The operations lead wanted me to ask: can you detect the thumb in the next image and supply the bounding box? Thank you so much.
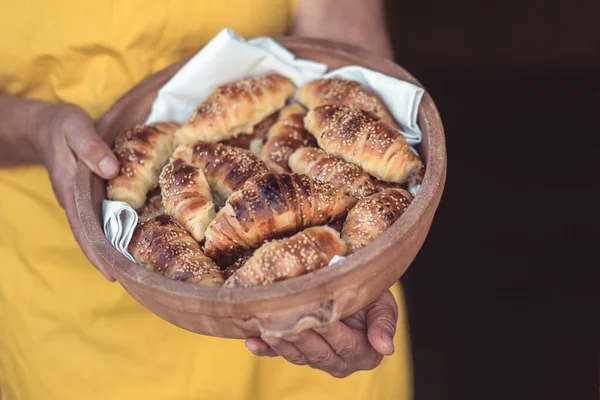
[62,106,119,179]
[365,291,399,356]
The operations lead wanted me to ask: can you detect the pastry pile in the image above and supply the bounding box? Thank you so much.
[108,75,421,288]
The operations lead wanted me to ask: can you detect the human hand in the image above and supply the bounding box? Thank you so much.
[245,290,398,378]
[31,102,119,281]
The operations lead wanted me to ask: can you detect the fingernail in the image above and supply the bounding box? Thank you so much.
[381,334,394,354]
[245,341,259,352]
[98,156,119,177]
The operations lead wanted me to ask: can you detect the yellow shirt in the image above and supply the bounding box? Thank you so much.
[0,1,412,399]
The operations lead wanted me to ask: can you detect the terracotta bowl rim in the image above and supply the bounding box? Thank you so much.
[75,36,446,306]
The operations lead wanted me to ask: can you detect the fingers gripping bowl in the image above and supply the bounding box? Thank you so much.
[75,37,446,339]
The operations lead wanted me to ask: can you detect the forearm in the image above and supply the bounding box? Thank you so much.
[0,94,46,166]
[291,0,394,59]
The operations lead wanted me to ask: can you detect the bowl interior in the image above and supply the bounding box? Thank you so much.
[76,36,446,309]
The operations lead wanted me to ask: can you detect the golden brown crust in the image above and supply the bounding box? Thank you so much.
[174,74,295,145]
[259,104,316,173]
[219,110,281,149]
[372,163,425,192]
[223,254,252,279]
[137,190,165,222]
[224,226,346,288]
[277,103,306,125]
[172,142,268,207]
[128,215,224,286]
[304,105,422,183]
[371,178,403,192]
[288,147,377,199]
[203,173,356,265]
[151,122,182,135]
[342,188,413,253]
[219,133,255,150]
[107,122,180,209]
[251,110,282,140]
[327,217,346,233]
[159,159,215,242]
[296,78,398,127]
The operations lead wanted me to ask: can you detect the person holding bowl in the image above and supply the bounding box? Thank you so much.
[0,1,411,399]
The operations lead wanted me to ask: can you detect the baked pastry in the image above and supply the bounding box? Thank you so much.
[259,104,316,173]
[203,173,356,265]
[249,138,264,157]
[305,105,422,183]
[128,215,224,286]
[107,122,180,209]
[159,158,215,242]
[224,226,346,288]
[174,74,295,145]
[137,190,164,222]
[342,188,413,253]
[372,165,425,192]
[218,133,254,150]
[219,110,281,150]
[288,147,377,199]
[252,110,282,140]
[296,77,398,127]
[276,102,306,125]
[371,178,403,192]
[408,163,426,187]
[223,254,251,279]
[172,142,268,207]
[327,217,346,233]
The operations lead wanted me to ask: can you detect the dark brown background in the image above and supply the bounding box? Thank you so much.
[384,0,600,398]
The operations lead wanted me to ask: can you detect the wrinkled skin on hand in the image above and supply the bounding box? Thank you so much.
[246,290,398,378]
[33,103,119,281]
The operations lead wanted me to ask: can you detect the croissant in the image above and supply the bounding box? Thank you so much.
[159,158,215,242]
[259,104,317,173]
[137,190,165,222]
[219,110,281,150]
[296,78,398,127]
[172,142,268,207]
[249,138,264,157]
[218,133,254,150]
[277,103,306,125]
[204,173,356,265]
[224,226,346,288]
[372,166,425,192]
[304,105,422,183]
[128,215,224,286]
[371,178,403,192]
[223,254,251,279]
[342,188,413,253]
[288,147,377,199]
[107,122,180,209]
[327,217,346,233]
[174,74,295,145]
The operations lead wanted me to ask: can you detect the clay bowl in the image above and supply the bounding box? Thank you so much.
[75,37,447,339]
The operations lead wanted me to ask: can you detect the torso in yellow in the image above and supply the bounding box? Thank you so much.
[0,1,411,399]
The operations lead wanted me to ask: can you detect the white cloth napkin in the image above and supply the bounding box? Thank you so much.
[144,28,424,145]
[102,200,137,262]
[328,254,347,266]
[145,28,328,126]
[104,27,425,261]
